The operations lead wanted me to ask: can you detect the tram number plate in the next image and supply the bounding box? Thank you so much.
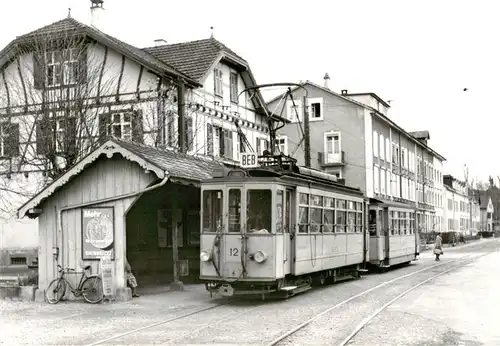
[229,248,239,257]
[240,153,258,168]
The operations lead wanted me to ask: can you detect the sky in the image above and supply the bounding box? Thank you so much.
[0,0,498,184]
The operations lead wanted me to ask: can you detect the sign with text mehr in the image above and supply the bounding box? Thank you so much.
[82,207,115,260]
[240,153,258,168]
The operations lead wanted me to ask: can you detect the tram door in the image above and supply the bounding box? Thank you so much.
[383,208,390,260]
[223,185,247,279]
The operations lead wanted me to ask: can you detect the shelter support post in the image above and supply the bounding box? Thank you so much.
[170,188,184,291]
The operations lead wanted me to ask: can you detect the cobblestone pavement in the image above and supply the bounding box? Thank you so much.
[0,238,498,346]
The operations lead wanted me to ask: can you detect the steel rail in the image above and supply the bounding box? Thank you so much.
[265,250,492,346]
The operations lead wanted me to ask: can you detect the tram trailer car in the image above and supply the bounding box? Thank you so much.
[199,157,369,299]
[368,200,420,268]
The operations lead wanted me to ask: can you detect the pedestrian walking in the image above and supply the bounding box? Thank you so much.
[125,258,140,298]
[434,233,443,261]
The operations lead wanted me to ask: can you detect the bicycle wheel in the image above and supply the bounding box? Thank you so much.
[46,278,66,304]
[81,276,103,304]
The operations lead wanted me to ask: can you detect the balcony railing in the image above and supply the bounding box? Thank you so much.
[318,151,346,166]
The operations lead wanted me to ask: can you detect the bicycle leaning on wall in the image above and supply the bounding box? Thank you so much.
[45,264,104,304]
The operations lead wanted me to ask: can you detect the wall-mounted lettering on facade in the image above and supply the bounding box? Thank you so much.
[82,207,115,260]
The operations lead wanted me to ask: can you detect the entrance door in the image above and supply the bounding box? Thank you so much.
[325,134,341,164]
[221,186,245,279]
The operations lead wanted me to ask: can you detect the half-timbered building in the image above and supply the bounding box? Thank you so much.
[1,8,280,279]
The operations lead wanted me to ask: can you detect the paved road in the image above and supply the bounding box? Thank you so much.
[0,238,498,345]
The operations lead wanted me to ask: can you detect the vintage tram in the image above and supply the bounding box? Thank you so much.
[368,200,420,268]
[199,154,369,298]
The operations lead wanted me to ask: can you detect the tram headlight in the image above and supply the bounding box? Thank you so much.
[200,250,212,262]
[252,251,268,263]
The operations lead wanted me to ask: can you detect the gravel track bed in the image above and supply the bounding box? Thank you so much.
[1,239,497,345]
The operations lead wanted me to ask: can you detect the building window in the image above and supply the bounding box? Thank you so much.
[379,134,385,160]
[401,147,406,168]
[45,48,80,87]
[277,136,288,155]
[217,127,233,159]
[373,131,378,157]
[325,133,340,154]
[230,72,238,103]
[374,166,380,193]
[10,257,26,265]
[184,117,194,151]
[287,100,302,122]
[0,122,20,157]
[214,68,223,97]
[99,111,143,143]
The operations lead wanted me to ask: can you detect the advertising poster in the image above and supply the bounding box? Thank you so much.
[82,207,115,260]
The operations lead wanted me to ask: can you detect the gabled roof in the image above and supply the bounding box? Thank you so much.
[342,92,391,108]
[0,17,200,87]
[268,80,446,161]
[18,138,225,219]
[144,37,247,82]
[143,38,283,122]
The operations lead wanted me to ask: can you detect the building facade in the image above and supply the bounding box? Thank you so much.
[1,9,281,268]
[442,175,470,235]
[267,80,446,235]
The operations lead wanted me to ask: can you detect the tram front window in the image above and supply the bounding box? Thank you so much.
[202,190,223,233]
[228,189,241,233]
[247,189,272,232]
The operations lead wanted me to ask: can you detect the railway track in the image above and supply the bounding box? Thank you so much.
[84,242,497,346]
[266,249,497,346]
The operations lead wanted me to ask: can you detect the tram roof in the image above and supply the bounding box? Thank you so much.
[204,163,365,197]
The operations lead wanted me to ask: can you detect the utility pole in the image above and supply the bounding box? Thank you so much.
[170,78,185,291]
[303,94,311,167]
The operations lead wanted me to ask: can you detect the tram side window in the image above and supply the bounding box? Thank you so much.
[284,190,292,233]
[356,202,363,233]
[310,195,323,233]
[298,193,309,233]
[276,190,284,233]
[390,211,396,235]
[323,197,335,232]
[202,190,223,233]
[247,189,272,232]
[347,201,356,232]
[336,199,346,233]
[228,189,241,233]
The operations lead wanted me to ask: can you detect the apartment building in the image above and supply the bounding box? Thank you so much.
[267,79,446,234]
[442,175,471,234]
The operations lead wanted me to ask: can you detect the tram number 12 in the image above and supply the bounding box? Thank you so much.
[229,248,239,257]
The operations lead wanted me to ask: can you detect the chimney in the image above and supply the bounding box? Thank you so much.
[154,39,168,46]
[323,73,330,89]
[90,0,105,30]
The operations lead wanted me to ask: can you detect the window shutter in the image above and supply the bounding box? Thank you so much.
[33,53,44,90]
[36,118,52,155]
[184,117,193,151]
[218,128,224,157]
[78,45,88,84]
[256,138,261,155]
[4,123,20,157]
[132,110,144,143]
[98,113,111,144]
[64,117,77,158]
[225,131,233,159]
[206,123,213,156]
